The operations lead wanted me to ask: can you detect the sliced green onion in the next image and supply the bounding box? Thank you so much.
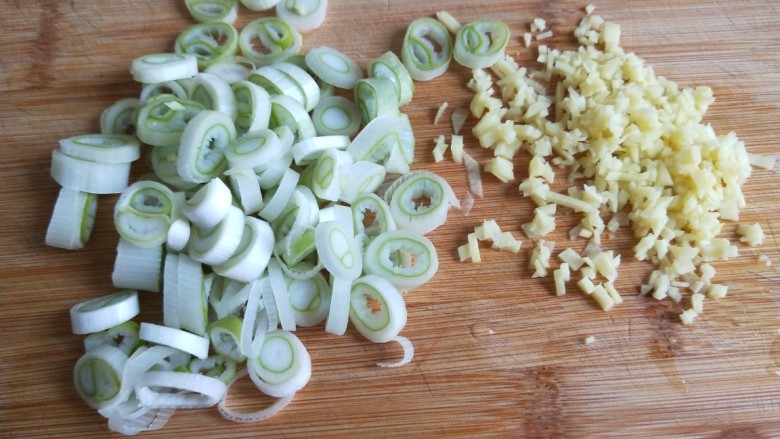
[188,72,238,120]
[240,0,280,11]
[185,0,238,23]
[354,77,399,124]
[288,271,330,326]
[339,160,386,204]
[135,370,227,408]
[83,321,142,355]
[135,94,205,147]
[163,253,182,329]
[176,253,208,336]
[139,80,190,103]
[269,94,316,140]
[249,66,307,108]
[276,0,328,32]
[274,61,321,111]
[70,290,140,335]
[50,150,131,194]
[189,205,245,265]
[271,185,319,240]
[325,276,351,335]
[209,315,245,361]
[258,168,300,222]
[239,17,302,66]
[59,134,140,164]
[351,192,396,243]
[183,177,233,229]
[111,238,163,292]
[311,148,352,201]
[239,279,266,357]
[231,80,271,134]
[248,330,311,397]
[213,216,275,282]
[453,19,510,69]
[349,274,407,343]
[45,187,97,250]
[375,335,414,367]
[292,135,349,166]
[189,355,237,384]
[386,171,458,235]
[267,258,297,331]
[257,145,294,189]
[74,345,128,409]
[100,98,140,135]
[218,369,294,423]
[113,181,178,247]
[131,53,198,84]
[177,110,237,183]
[205,56,256,84]
[167,218,191,252]
[311,95,361,137]
[368,51,414,106]
[346,114,412,173]
[139,322,210,359]
[210,277,252,319]
[401,18,453,81]
[150,144,200,190]
[315,219,362,280]
[224,167,264,215]
[305,46,363,89]
[362,230,439,291]
[225,128,282,171]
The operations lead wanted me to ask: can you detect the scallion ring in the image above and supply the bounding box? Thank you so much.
[135,94,205,147]
[240,0,280,11]
[274,61,321,111]
[288,271,330,326]
[209,315,245,362]
[150,144,200,190]
[258,167,300,222]
[349,274,407,343]
[183,177,233,229]
[70,290,140,335]
[176,253,208,336]
[188,204,245,265]
[239,17,302,66]
[100,98,140,135]
[269,94,316,140]
[304,46,363,89]
[401,18,453,81]
[311,95,361,137]
[189,355,237,384]
[205,56,256,84]
[453,19,510,69]
[131,53,198,84]
[113,180,178,247]
[248,330,311,397]
[224,167,264,215]
[218,368,294,423]
[134,370,227,408]
[368,51,414,106]
[188,72,238,120]
[45,187,97,250]
[362,230,439,291]
[315,219,362,280]
[231,80,271,135]
[386,171,458,235]
[351,192,396,243]
[267,258,297,331]
[325,276,351,336]
[184,0,239,24]
[292,135,350,166]
[339,160,387,204]
[177,109,237,183]
[139,80,190,103]
[83,321,142,355]
[248,66,307,108]
[50,150,132,194]
[139,322,210,359]
[213,216,275,282]
[176,22,239,69]
[354,77,399,125]
[73,345,128,409]
[111,238,164,293]
[276,0,328,33]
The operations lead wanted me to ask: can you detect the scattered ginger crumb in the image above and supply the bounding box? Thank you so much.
[584,336,596,345]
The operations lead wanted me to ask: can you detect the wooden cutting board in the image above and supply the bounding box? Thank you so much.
[2,1,779,437]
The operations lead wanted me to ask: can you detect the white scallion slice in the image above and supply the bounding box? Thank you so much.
[213,216,275,282]
[185,0,239,23]
[363,230,438,291]
[276,0,328,33]
[50,150,131,194]
[83,321,141,355]
[114,180,178,247]
[325,276,351,335]
[225,167,264,215]
[135,370,227,408]
[167,218,191,252]
[239,17,302,66]
[163,253,181,329]
[354,77,399,125]
[112,238,163,292]
[311,148,353,201]
[178,110,237,183]
[269,94,316,140]
[100,98,140,135]
[257,145,294,189]
[188,72,238,120]
[305,46,363,89]
[243,278,270,355]
[131,53,198,84]
[210,277,252,319]
[315,220,362,280]
[453,19,510,69]
[368,51,414,106]
[248,330,311,397]
[70,290,140,335]
[349,274,407,343]
[183,177,233,229]
[176,253,207,336]
[60,134,140,164]
[175,22,239,69]
[189,205,245,265]
[240,0,280,11]
[225,128,283,170]
[288,271,330,326]
[206,56,256,84]
[231,80,271,134]
[150,145,200,190]
[258,168,300,222]
[139,80,190,103]
[292,135,350,166]
[139,322,210,359]
[45,187,97,250]
[73,345,128,409]
[311,95,361,137]
[218,368,294,423]
[352,192,396,243]
[249,66,306,108]
[135,94,205,147]
[401,18,452,81]
[274,61,321,111]
[387,171,458,235]
[267,258,297,331]
[339,160,386,204]
[189,355,237,384]
[376,335,414,367]
[209,315,245,362]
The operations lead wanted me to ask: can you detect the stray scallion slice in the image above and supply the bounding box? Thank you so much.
[175,22,239,69]
[453,19,510,69]
[185,0,239,24]
[276,0,328,33]
[401,18,452,81]
[239,17,302,66]
[305,46,363,89]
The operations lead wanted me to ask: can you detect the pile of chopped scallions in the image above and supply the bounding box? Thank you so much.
[48,1,481,435]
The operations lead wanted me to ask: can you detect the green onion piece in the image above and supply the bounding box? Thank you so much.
[305,46,363,89]
[346,113,412,173]
[349,274,407,343]
[269,94,316,140]
[225,166,264,214]
[248,330,311,397]
[188,72,238,120]
[177,109,237,183]
[287,271,330,326]
[183,177,233,229]
[276,0,328,32]
[339,160,386,204]
[225,128,282,171]
[453,19,510,69]
[45,187,97,250]
[292,135,349,166]
[135,94,206,147]
[386,171,458,235]
[204,56,256,84]
[209,276,252,319]
[176,253,207,336]
[139,80,190,103]
[74,345,128,409]
[209,316,245,362]
[315,219,362,280]
[150,144,200,190]
[59,134,140,164]
[311,95,361,137]
[267,258,297,331]
[311,148,353,201]
[213,216,275,282]
[83,321,142,355]
[362,230,439,291]
[185,0,238,24]
[368,51,415,106]
[188,205,245,265]
[276,225,316,267]
[111,238,164,293]
[325,276,351,335]
[134,370,227,408]
[189,355,237,384]
[139,322,211,360]
[249,66,306,106]
[271,185,319,241]
[231,80,271,134]
[274,62,321,111]
[401,18,452,81]
[354,77,399,125]
[70,290,141,335]
[256,141,294,189]
[239,17,302,66]
[113,181,178,247]
[100,98,140,135]
[258,167,300,222]
[176,22,239,69]
[351,192,396,243]
[131,53,198,84]
[240,0,280,11]
[50,150,132,194]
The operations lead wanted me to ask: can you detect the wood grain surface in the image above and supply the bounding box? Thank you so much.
[1,1,779,438]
